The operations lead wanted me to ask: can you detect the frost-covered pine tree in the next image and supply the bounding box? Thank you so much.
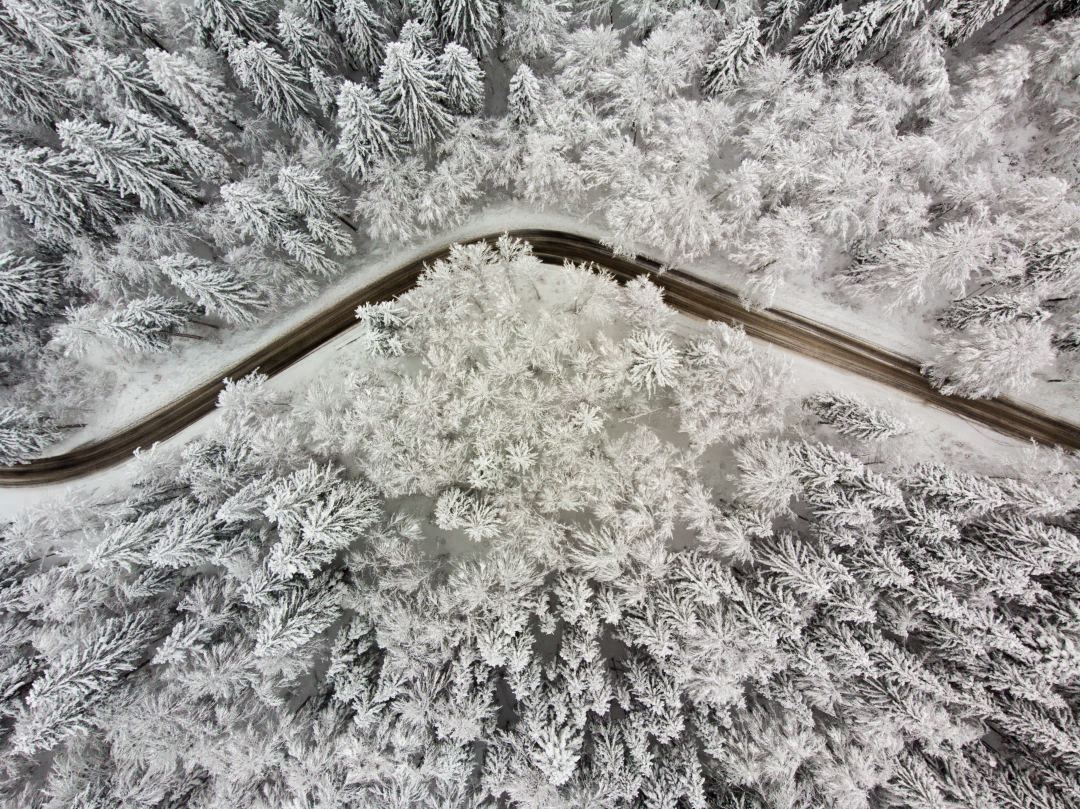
[145,48,239,137]
[333,0,386,74]
[441,0,499,56]
[98,294,195,353]
[0,42,70,123]
[192,0,275,46]
[72,47,180,123]
[926,320,1057,398]
[57,118,197,217]
[787,5,845,72]
[702,17,764,95]
[937,294,1047,331]
[438,43,485,115]
[334,81,397,178]
[0,405,61,465]
[158,253,266,325]
[378,40,453,147]
[0,252,61,323]
[277,5,338,72]
[227,39,315,126]
[804,392,910,441]
[507,64,542,127]
[0,144,123,242]
[219,178,294,243]
[503,0,570,60]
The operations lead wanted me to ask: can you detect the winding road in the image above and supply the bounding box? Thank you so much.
[1,229,1077,487]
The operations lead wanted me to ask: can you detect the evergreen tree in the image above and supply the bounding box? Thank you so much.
[0,42,70,123]
[192,0,274,47]
[72,47,180,123]
[787,5,845,72]
[507,64,542,127]
[803,392,910,441]
[219,178,293,243]
[762,0,804,46]
[277,5,338,72]
[84,0,160,46]
[158,253,266,325]
[333,0,385,74]
[0,0,86,68]
[702,18,765,95]
[57,118,197,216]
[145,48,239,137]
[937,294,1048,331]
[378,40,452,146]
[441,0,499,56]
[335,81,397,177]
[836,1,884,65]
[276,162,347,222]
[0,144,123,242]
[503,0,571,60]
[227,39,315,126]
[439,43,485,115]
[0,405,61,465]
[0,252,60,323]
[99,294,195,352]
[925,320,1057,398]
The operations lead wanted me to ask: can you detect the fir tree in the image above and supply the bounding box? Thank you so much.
[276,163,347,222]
[99,294,195,352]
[57,118,197,217]
[0,251,60,323]
[158,253,266,325]
[72,47,180,123]
[937,294,1048,331]
[378,40,452,147]
[787,5,846,73]
[192,0,274,47]
[227,39,315,126]
[702,18,765,96]
[803,392,910,441]
[0,42,70,123]
[441,0,499,57]
[439,43,485,115]
[335,81,397,178]
[507,64,542,127]
[333,0,385,75]
[277,5,338,72]
[145,48,240,137]
[0,405,61,465]
[219,178,294,243]
[0,144,124,242]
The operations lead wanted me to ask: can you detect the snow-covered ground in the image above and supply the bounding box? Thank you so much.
[0,243,1043,515]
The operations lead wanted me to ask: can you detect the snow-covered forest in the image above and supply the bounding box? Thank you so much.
[1,1,1080,808]
[0,0,1078,462]
[3,238,1079,808]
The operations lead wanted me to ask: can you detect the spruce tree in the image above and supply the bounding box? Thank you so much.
[439,43,485,115]
[192,0,274,47]
[57,118,197,217]
[787,6,846,72]
[73,47,180,123]
[0,144,123,242]
[803,392,910,441]
[145,48,240,137]
[158,253,266,325]
[507,64,542,127]
[702,18,765,95]
[99,294,195,352]
[333,0,385,74]
[378,40,453,147]
[0,405,61,465]
[0,42,70,123]
[277,5,337,72]
[0,252,60,323]
[227,39,315,126]
[441,0,499,57]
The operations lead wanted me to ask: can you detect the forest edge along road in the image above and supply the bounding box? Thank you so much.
[1,229,1077,486]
